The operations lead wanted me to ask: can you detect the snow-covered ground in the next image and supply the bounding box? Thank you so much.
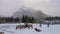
[0,23,60,34]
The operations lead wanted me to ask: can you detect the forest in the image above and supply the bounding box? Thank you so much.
[0,15,36,23]
[0,15,60,24]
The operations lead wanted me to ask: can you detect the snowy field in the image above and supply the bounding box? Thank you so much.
[0,23,60,34]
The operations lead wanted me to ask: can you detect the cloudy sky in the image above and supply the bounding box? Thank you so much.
[0,0,60,17]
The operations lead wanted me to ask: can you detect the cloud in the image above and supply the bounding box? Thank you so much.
[44,0,60,16]
[0,0,48,17]
[0,0,60,16]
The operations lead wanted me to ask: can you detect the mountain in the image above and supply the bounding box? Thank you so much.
[12,7,48,21]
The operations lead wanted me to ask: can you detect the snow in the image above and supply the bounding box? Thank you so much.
[0,23,60,34]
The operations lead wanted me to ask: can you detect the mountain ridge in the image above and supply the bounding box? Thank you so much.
[12,7,49,21]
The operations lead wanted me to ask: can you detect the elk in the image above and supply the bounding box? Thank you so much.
[25,23,33,28]
[34,28,41,32]
[16,25,25,29]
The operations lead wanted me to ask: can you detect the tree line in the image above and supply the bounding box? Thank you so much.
[0,15,36,23]
[0,15,60,23]
[0,17,20,23]
[45,16,60,21]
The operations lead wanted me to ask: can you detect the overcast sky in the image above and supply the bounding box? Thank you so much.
[0,0,60,17]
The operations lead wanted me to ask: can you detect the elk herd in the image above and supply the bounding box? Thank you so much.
[16,23,41,32]
[16,23,33,29]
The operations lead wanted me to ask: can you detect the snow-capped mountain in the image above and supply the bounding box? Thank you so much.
[12,7,48,20]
